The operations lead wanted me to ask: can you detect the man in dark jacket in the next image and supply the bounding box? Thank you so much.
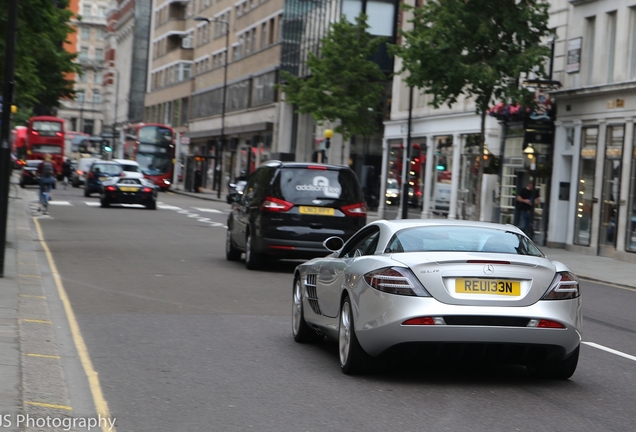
[62,158,73,189]
[37,154,57,213]
[516,181,540,239]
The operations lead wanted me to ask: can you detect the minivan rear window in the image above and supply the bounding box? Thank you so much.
[271,168,364,205]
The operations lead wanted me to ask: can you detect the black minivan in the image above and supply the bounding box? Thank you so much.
[226,161,367,269]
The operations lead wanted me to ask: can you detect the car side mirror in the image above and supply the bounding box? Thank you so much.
[323,236,344,252]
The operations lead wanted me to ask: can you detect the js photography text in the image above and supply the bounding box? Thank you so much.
[0,414,116,431]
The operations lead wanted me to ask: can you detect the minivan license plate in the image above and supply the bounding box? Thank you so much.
[119,186,139,192]
[299,206,334,216]
[456,279,520,296]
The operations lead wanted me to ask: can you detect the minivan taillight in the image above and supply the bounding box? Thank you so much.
[341,202,367,217]
[260,196,293,212]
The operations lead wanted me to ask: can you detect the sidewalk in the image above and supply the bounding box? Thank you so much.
[173,185,635,289]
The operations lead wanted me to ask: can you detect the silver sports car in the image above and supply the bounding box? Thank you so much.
[292,219,582,378]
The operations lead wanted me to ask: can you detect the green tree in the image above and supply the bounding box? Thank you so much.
[0,0,79,114]
[279,13,386,144]
[393,0,551,220]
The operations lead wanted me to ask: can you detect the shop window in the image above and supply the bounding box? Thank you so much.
[573,127,598,246]
[626,128,636,252]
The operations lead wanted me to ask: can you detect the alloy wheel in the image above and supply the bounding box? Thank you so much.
[339,300,352,367]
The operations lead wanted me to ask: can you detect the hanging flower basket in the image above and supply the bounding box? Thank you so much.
[487,102,530,123]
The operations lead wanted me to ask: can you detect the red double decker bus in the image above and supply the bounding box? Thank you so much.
[124,123,175,190]
[11,126,27,161]
[26,116,66,177]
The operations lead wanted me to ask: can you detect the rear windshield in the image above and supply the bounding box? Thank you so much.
[120,164,141,173]
[271,168,364,205]
[92,164,122,175]
[385,226,543,256]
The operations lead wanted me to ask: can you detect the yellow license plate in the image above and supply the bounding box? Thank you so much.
[456,279,521,296]
[99,176,108,181]
[119,186,139,192]
[299,206,334,216]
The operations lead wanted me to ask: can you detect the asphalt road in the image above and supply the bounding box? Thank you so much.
[32,184,636,432]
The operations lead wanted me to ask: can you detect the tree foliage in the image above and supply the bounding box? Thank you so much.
[279,14,387,141]
[0,0,80,117]
[393,0,551,219]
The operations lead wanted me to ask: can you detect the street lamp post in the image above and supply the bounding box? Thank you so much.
[195,16,229,199]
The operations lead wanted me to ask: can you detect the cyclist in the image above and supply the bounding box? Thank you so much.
[37,154,57,214]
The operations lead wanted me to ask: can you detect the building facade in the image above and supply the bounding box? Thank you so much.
[549,0,636,263]
[58,0,109,137]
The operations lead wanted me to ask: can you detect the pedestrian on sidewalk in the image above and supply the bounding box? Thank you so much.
[62,158,73,189]
[516,180,540,239]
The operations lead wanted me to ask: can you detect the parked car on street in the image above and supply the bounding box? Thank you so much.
[113,159,145,180]
[84,161,123,197]
[72,157,100,188]
[99,177,158,209]
[226,161,367,269]
[19,160,56,189]
[291,219,582,379]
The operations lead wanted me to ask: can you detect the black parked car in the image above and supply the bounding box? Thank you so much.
[226,161,367,269]
[19,160,56,189]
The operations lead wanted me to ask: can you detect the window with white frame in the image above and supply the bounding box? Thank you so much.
[93,89,101,104]
[607,11,617,84]
[81,27,90,40]
[261,23,267,49]
[82,5,91,17]
[95,49,104,61]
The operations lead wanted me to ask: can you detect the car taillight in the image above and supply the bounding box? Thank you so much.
[260,196,293,212]
[76,170,84,175]
[364,267,430,297]
[341,202,367,217]
[142,187,153,193]
[542,271,580,300]
[105,185,116,192]
[307,165,327,170]
[55,132,63,137]
[31,131,38,136]
[119,172,125,177]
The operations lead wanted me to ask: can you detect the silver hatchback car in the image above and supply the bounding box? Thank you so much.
[292,219,582,378]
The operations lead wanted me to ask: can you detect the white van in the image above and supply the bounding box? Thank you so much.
[113,159,144,180]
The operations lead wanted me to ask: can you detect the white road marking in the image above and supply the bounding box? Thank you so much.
[157,202,181,210]
[583,341,636,362]
[192,207,222,213]
[121,204,146,208]
[85,202,100,207]
[187,214,200,218]
[48,201,72,206]
[197,218,211,223]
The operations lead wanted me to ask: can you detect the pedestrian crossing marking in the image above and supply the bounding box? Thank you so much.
[192,207,222,213]
[48,201,72,206]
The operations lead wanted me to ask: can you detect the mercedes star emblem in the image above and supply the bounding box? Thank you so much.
[483,264,494,275]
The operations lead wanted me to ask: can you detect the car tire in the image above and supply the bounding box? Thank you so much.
[100,199,110,208]
[146,201,157,210]
[245,230,263,270]
[225,229,241,261]
[84,188,90,197]
[339,296,372,375]
[19,182,24,188]
[292,277,322,343]
[72,180,78,188]
[528,345,579,380]
[52,183,56,190]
